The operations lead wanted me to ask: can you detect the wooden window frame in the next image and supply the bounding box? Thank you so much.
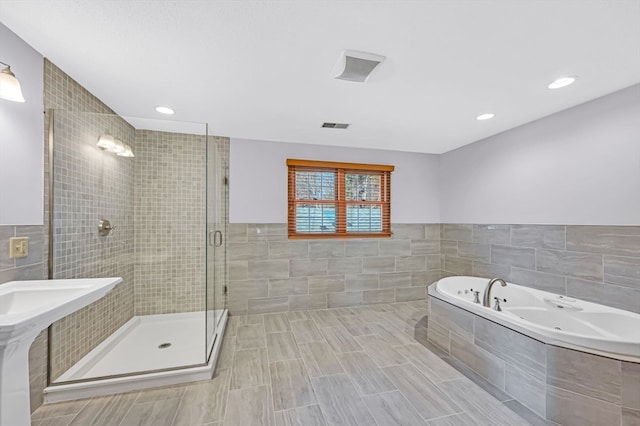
[287,159,394,239]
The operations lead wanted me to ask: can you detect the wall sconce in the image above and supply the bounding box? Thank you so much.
[0,61,26,102]
[97,134,134,157]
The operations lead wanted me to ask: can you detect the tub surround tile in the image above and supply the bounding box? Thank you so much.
[429,297,474,341]
[566,278,640,313]
[449,332,505,388]
[471,261,511,282]
[546,345,622,405]
[443,255,473,275]
[473,224,511,245]
[604,255,640,289]
[536,249,603,282]
[473,316,546,381]
[440,355,512,402]
[411,239,441,256]
[622,361,640,410]
[510,268,566,294]
[491,244,535,269]
[622,408,640,426]
[379,271,412,288]
[362,288,395,304]
[566,225,640,257]
[457,242,491,262]
[546,385,621,426]
[505,363,546,418]
[396,286,427,302]
[511,225,566,250]
[435,378,529,426]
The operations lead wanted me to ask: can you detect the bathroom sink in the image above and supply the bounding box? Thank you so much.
[0,277,121,426]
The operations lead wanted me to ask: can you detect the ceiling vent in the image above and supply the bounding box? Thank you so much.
[322,122,350,129]
[333,50,385,83]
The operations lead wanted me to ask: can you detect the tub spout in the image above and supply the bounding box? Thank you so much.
[483,278,507,307]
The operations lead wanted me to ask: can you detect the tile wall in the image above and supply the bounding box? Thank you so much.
[45,61,137,381]
[0,225,48,412]
[427,295,640,425]
[440,224,640,313]
[133,130,207,315]
[227,224,442,315]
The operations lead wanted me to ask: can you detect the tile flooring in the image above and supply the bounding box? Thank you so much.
[32,301,552,425]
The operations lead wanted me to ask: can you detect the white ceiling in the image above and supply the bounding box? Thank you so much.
[1,1,639,154]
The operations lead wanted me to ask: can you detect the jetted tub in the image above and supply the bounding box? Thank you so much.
[428,276,640,359]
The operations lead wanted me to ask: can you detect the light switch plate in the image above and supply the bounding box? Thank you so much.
[9,237,29,259]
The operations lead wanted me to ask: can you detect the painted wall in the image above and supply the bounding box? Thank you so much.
[439,84,640,225]
[229,138,441,224]
[0,22,44,225]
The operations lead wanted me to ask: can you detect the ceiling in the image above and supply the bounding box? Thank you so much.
[1,1,639,154]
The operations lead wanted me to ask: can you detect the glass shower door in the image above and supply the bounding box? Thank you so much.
[206,135,227,359]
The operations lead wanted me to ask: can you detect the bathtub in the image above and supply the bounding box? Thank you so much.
[428,276,640,359]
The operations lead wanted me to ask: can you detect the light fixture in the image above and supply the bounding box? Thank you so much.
[117,144,135,157]
[0,61,26,102]
[548,76,577,89]
[97,134,116,150]
[155,106,174,115]
[97,134,134,157]
[476,113,495,121]
[112,139,126,154]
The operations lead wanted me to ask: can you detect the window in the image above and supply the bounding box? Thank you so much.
[287,159,394,239]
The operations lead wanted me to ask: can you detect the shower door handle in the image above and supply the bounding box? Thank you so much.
[214,230,223,247]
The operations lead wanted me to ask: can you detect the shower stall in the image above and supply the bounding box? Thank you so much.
[43,110,229,401]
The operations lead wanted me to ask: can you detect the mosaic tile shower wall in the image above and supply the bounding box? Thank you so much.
[133,130,207,315]
[45,60,136,381]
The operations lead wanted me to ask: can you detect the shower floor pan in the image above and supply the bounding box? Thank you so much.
[44,309,227,403]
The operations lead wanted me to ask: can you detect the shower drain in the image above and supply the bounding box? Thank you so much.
[554,327,562,330]
[158,343,172,349]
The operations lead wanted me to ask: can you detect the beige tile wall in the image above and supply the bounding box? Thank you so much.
[46,60,137,381]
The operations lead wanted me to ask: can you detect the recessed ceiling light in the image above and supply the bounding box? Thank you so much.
[548,76,577,89]
[155,106,175,115]
[476,113,495,121]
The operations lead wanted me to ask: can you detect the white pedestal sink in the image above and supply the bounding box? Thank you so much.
[0,277,122,426]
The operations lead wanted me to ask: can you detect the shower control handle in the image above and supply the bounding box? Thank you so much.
[98,219,116,236]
